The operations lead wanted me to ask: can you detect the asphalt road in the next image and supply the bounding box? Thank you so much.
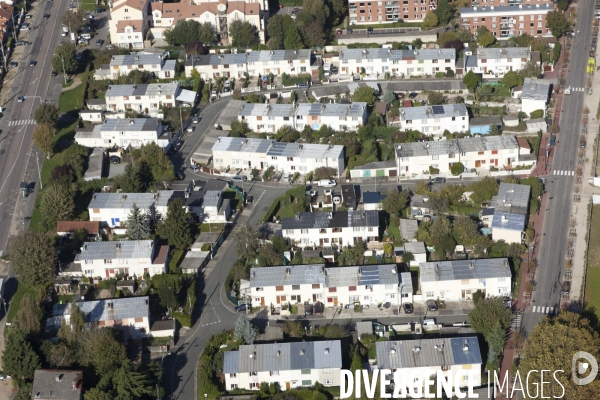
[523,6,594,333]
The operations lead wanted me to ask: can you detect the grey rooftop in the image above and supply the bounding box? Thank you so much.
[106,82,180,97]
[33,370,83,400]
[295,102,367,118]
[476,47,531,60]
[88,191,174,210]
[212,137,344,159]
[521,78,551,101]
[77,240,154,260]
[281,210,379,230]
[419,258,512,282]
[52,296,149,322]
[399,104,468,122]
[94,118,161,132]
[396,135,519,158]
[339,48,456,62]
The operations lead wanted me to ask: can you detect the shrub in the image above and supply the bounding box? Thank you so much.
[450,162,464,176]
[281,73,310,87]
[429,166,440,175]
[445,69,455,77]
[173,312,192,327]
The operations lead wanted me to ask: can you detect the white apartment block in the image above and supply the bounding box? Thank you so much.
[105,82,196,114]
[464,47,531,77]
[74,118,163,149]
[184,49,313,80]
[88,192,173,227]
[249,264,412,310]
[211,137,345,175]
[109,0,150,50]
[395,135,531,177]
[420,258,512,301]
[74,240,169,278]
[93,53,177,80]
[281,210,379,248]
[338,48,456,78]
[396,104,469,137]
[295,102,368,132]
[376,337,483,391]
[224,341,342,391]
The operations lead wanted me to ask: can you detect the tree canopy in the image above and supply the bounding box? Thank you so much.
[234,315,257,344]
[33,124,55,159]
[34,103,60,127]
[546,9,569,38]
[381,189,410,217]
[352,86,377,105]
[468,176,499,205]
[468,297,512,338]
[423,10,439,28]
[477,26,495,47]
[433,0,454,25]
[229,20,257,48]
[53,43,78,75]
[462,70,482,92]
[161,198,192,250]
[40,183,75,229]
[164,20,216,46]
[10,231,57,287]
[62,9,86,35]
[501,70,525,88]
[126,203,150,240]
[120,163,143,193]
[2,331,41,387]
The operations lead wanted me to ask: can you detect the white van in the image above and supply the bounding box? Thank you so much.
[81,33,92,40]
[317,179,336,187]
[323,62,331,77]
[423,319,436,326]
[62,26,69,33]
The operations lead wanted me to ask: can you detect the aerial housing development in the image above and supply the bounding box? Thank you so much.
[0,0,594,397]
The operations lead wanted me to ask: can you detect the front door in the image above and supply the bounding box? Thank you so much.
[260,297,265,306]
[475,160,481,168]
[462,290,466,299]
[333,297,338,306]
[286,382,291,390]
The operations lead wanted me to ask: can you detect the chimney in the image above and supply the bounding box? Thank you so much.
[56,375,63,382]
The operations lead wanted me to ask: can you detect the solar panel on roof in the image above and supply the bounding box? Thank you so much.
[432,105,445,115]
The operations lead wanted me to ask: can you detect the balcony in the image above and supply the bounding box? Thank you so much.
[349,4,357,8]
[507,0,522,4]
[386,1,399,5]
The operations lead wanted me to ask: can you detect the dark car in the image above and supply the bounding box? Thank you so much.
[426,299,438,311]
[17,96,25,103]
[51,70,58,76]
[96,39,104,46]
[314,301,324,314]
[331,66,338,74]
[409,92,418,99]
[43,14,50,19]
[175,171,185,180]
[347,28,353,34]
[430,177,446,184]
[304,302,313,315]
[172,139,183,151]
[95,8,105,13]
[367,27,374,33]
[245,195,254,205]
[110,156,121,164]
[403,302,414,314]
[29,60,36,67]
[235,303,250,312]
[9,61,17,67]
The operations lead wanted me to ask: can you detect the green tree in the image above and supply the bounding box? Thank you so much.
[292,250,303,265]
[267,15,286,49]
[84,388,113,400]
[34,103,60,127]
[283,23,304,50]
[468,297,512,338]
[433,0,454,24]
[450,162,464,176]
[557,0,569,10]
[197,22,217,44]
[283,320,305,338]
[530,109,544,119]
[476,26,495,47]
[401,251,414,264]
[120,163,143,193]
[157,280,177,315]
[415,181,431,195]
[126,203,150,240]
[462,70,482,92]
[40,183,75,229]
[486,320,508,371]
[521,176,544,199]
[423,10,439,28]
[302,0,330,26]
[428,91,444,105]
[468,176,499,205]
[62,9,86,36]
[382,91,396,105]
[229,20,257,48]
[234,314,256,344]
[133,142,175,182]
[161,198,192,250]
[14,294,42,334]
[44,341,74,368]
[92,334,128,376]
[313,166,337,180]
[350,345,363,373]
[518,60,541,79]
[546,9,569,38]
[112,361,154,399]
[381,189,410,217]
[230,120,251,138]
[329,0,348,25]
[430,216,452,239]
[164,19,216,46]
[3,331,41,386]
[352,86,376,105]
[234,222,259,264]
[33,124,54,159]
[10,231,57,287]
[451,215,480,245]
[53,43,78,75]
[501,70,524,88]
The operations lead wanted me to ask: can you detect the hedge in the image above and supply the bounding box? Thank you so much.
[282,73,310,87]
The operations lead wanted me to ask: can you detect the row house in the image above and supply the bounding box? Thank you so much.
[74,118,164,149]
[469,0,553,7]
[349,0,437,24]
[93,52,177,80]
[281,210,379,248]
[460,4,554,39]
[249,264,412,310]
[339,48,456,78]
[184,49,314,80]
[224,341,342,391]
[395,104,469,137]
[420,258,512,300]
[73,240,169,278]
[395,135,532,176]
[238,103,295,133]
[211,137,345,175]
[463,46,531,77]
[109,0,151,49]
[489,183,531,244]
[88,191,173,227]
[295,102,368,132]
[180,179,232,223]
[0,3,14,39]
[104,82,196,114]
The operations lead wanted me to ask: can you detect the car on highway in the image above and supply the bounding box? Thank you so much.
[402,302,414,314]
[29,60,36,67]
[175,171,185,180]
[234,303,250,312]
[430,177,446,184]
[44,14,50,19]
[426,299,438,311]
[110,156,120,164]
[51,70,58,76]
[9,61,17,67]
[15,40,27,46]
[186,126,194,132]
[96,39,104,46]
[367,27,373,33]
[17,96,25,102]
[192,116,200,124]
[189,165,199,173]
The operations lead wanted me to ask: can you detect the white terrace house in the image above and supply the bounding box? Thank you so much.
[87,192,173,227]
[180,179,231,223]
[93,52,177,80]
[211,137,345,175]
[224,341,342,391]
[376,337,483,391]
[489,183,531,244]
[338,48,456,77]
[419,258,512,301]
[238,103,295,133]
[74,118,163,149]
[395,104,469,137]
[281,210,379,248]
[105,82,196,114]
[395,135,533,177]
[74,240,169,278]
[294,102,368,132]
[249,264,412,310]
[463,47,531,77]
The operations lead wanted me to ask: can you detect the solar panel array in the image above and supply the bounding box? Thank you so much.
[106,82,179,97]
[76,296,149,322]
[78,240,154,260]
[419,258,511,283]
[431,105,445,115]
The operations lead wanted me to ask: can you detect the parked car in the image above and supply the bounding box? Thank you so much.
[426,299,438,311]
[367,27,374,33]
[110,156,120,164]
[189,165,200,173]
[81,33,92,40]
[9,61,18,67]
[336,29,343,35]
[61,31,68,36]
[95,8,105,13]
[20,24,30,31]
[304,303,313,315]
[430,177,446,184]
[15,40,27,46]
[314,301,324,314]
[317,179,336,187]
[51,70,58,76]
[172,139,183,152]
[106,44,114,50]
[402,302,414,314]
[175,171,185,180]
[347,28,353,34]
[186,126,194,132]
[231,175,247,183]
[283,173,293,183]
[235,303,250,312]
[192,117,200,124]
[43,14,50,19]
[17,96,25,102]
[96,39,104,46]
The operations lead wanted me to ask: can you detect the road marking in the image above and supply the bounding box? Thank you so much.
[532,306,556,315]
[8,119,36,127]
[553,170,575,176]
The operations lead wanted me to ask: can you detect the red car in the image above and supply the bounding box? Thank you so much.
[336,29,343,35]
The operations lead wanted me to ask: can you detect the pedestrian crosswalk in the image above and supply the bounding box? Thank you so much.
[569,87,586,92]
[510,313,522,330]
[553,170,575,176]
[8,119,36,127]
[531,306,558,315]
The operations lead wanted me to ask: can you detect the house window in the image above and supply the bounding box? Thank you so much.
[292,285,300,290]
[449,153,455,158]
[492,150,498,154]
[230,373,237,378]
[231,384,238,389]
[329,287,337,292]
[104,259,112,264]
[270,371,279,376]
[302,380,312,386]
[312,284,320,289]
[426,291,435,297]
[325,379,333,385]
[478,151,485,155]
[349,286,357,291]
[301,229,309,234]
[276,286,284,291]
[285,229,294,235]
[250,383,259,389]
[301,369,311,374]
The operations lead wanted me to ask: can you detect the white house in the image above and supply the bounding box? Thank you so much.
[376,337,483,392]
[105,82,196,115]
[211,137,345,175]
[489,183,531,244]
[294,102,368,132]
[238,103,295,133]
[419,258,512,301]
[93,53,176,80]
[464,47,531,77]
[224,340,342,391]
[403,241,427,267]
[395,135,532,177]
[249,264,412,311]
[47,297,151,339]
[519,78,551,117]
[395,104,469,137]
[362,192,386,211]
[338,48,456,77]
[87,191,173,227]
[109,0,151,50]
[74,240,169,278]
[74,118,163,149]
[181,179,231,223]
[281,210,379,248]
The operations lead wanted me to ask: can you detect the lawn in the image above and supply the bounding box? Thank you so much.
[58,83,87,113]
[382,218,402,245]
[584,205,600,326]
[80,0,100,11]
[6,283,39,326]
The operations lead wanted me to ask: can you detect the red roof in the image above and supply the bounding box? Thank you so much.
[56,221,100,234]
[403,100,412,107]
[152,245,169,265]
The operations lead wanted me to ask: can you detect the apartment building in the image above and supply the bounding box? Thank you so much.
[395,135,532,176]
[184,49,313,80]
[87,191,173,227]
[339,48,456,77]
[420,258,512,300]
[224,341,342,391]
[489,183,531,244]
[211,137,345,175]
[74,118,163,149]
[281,210,379,248]
[105,82,196,114]
[32,370,83,400]
[519,78,551,117]
[349,0,437,24]
[249,264,412,310]
[460,4,554,39]
[395,104,469,137]
[295,102,368,132]
[376,337,482,390]
[93,52,177,80]
[73,240,169,278]
[464,47,531,77]
[109,0,151,49]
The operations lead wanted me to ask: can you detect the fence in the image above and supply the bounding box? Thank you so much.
[226,291,238,305]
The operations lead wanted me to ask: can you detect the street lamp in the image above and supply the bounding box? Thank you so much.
[53,54,67,85]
